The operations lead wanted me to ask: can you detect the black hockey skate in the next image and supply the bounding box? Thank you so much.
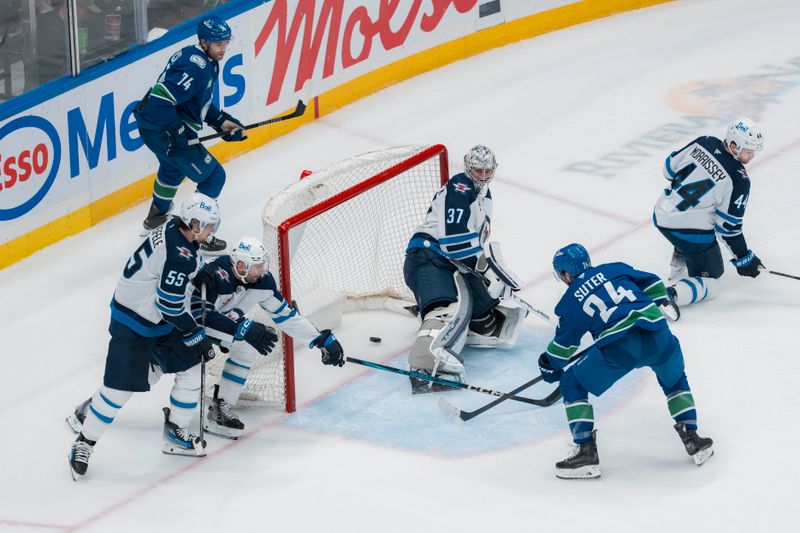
[555,431,600,479]
[69,434,95,481]
[200,235,227,254]
[204,385,244,440]
[66,397,92,434]
[162,407,206,457]
[142,203,169,233]
[674,423,714,465]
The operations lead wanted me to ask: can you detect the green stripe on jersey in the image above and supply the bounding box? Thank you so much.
[546,339,580,361]
[566,402,594,423]
[644,280,667,301]
[150,83,177,104]
[668,392,695,417]
[596,303,665,341]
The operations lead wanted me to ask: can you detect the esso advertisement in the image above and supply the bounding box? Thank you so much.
[0,116,61,221]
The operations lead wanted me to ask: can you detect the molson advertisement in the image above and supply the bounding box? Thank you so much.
[0,0,668,268]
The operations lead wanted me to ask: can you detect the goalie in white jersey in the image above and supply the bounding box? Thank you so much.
[403,145,527,390]
[653,118,765,312]
[67,194,221,481]
[190,236,346,439]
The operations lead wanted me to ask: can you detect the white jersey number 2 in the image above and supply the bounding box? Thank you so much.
[582,281,635,323]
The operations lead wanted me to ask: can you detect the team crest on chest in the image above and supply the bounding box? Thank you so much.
[216,267,230,281]
[176,246,193,260]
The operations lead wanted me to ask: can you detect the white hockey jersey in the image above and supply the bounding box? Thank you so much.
[653,136,751,258]
[111,219,202,336]
[406,172,492,265]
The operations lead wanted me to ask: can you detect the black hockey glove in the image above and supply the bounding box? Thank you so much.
[183,327,216,362]
[208,111,247,142]
[538,352,563,384]
[234,318,278,355]
[192,266,216,292]
[165,121,189,156]
[310,329,345,367]
[731,250,764,278]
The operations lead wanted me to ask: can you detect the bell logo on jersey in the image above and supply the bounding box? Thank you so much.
[176,246,193,260]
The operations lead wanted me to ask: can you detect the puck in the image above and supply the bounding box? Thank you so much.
[369,336,382,343]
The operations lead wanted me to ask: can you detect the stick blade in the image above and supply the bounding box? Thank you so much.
[437,397,465,421]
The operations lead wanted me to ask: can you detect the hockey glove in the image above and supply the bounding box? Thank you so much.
[234,318,278,356]
[208,111,247,142]
[538,352,563,384]
[192,266,216,292]
[165,121,189,156]
[183,327,216,362]
[731,250,764,278]
[310,329,345,367]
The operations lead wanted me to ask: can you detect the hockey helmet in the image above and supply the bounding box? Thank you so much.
[230,237,268,282]
[553,243,592,282]
[463,145,498,191]
[724,117,764,158]
[197,16,232,43]
[180,193,221,237]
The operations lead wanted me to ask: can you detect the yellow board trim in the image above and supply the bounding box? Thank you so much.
[0,0,673,270]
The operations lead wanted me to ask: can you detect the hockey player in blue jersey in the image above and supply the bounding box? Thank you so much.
[404,145,527,389]
[134,15,247,253]
[538,243,713,479]
[67,193,223,481]
[653,118,765,311]
[190,237,346,438]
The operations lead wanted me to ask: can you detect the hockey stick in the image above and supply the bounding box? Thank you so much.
[188,100,307,145]
[438,351,587,421]
[345,356,558,406]
[448,257,558,326]
[199,283,207,442]
[767,270,800,281]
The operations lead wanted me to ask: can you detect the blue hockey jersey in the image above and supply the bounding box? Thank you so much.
[654,136,752,258]
[406,172,492,267]
[135,44,225,133]
[545,262,669,369]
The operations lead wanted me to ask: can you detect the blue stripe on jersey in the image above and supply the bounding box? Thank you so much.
[110,307,173,337]
[438,232,479,245]
[448,245,482,259]
[273,309,297,324]
[222,371,247,384]
[715,209,742,224]
[169,396,197,409]
[157,297,183,310]
[672,231,716,244]
[157,302,185,316]
[274,299,288,314]
[714,224,740,236]
[157,288,184,302]
[664,153,678,178]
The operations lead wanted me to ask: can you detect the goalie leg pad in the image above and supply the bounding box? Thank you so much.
[408,304,467,387]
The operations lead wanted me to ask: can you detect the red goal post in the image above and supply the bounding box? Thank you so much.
[224,144,449,412]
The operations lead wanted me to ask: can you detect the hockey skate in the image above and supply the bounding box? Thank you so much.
[555,431,601,479]
[674,423,714,466]
[659,287,681,322]
[200,235,227,254]
[142,203,169,235]
[69,434,95,481]
[66,397,92,434]
[204,385,244,439]
[162,407,206,457]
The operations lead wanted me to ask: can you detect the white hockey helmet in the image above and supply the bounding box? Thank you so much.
[230,236,268,282]
[180,193,221,237]
[463,145,498,191]
[724,118,764,158]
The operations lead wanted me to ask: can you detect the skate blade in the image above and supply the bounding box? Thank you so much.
[693,447,714,466]
[162,443,207,457]
[203,423,242,440]
[66,414,83,434]
[555,465,601,479]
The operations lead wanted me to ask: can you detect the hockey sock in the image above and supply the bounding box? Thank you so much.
[671,276,717,306]
[661,374,697,430]
[561,371,594,444]
[168,366,201,428]
[81,386,133,442]
[218,351,256,405]
[152,177,179,213]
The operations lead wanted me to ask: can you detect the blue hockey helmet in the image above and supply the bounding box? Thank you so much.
[553,243,592,281]
[197,16,231,43]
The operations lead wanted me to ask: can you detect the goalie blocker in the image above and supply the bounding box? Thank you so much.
[406,242,528,393]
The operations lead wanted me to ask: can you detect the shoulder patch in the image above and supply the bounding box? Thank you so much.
[189,54,207,69]
[452,182,471,193]
[176,246,194,260]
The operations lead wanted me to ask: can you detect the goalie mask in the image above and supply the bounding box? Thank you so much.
[180,193,220,237]
[724,117,764,160]
[230,237,268,283]
[463,145,498,191]
[552,243,592,282]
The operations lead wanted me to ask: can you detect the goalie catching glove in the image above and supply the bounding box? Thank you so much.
[234,318,278,355]
[310,330,345,367]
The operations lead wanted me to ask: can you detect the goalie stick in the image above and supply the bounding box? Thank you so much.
[189,100,307,145]
[345,356,559,406]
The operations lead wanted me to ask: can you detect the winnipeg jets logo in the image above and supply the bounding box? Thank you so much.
[738,168,748,178]
[176,246,193,260]
[453,182,471,193]
[216,267,230,281]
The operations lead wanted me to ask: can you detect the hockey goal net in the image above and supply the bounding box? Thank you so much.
[212,144,449,412]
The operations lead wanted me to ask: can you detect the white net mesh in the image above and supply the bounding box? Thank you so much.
[208,145,448,409]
